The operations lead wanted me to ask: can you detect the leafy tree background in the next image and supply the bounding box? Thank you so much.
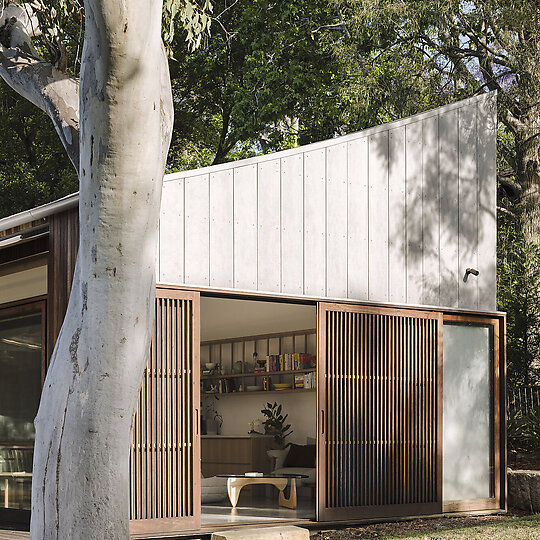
[0,85,77,217]
[167,0,346,170]
[326,0,540,386]
[1,0,539,386]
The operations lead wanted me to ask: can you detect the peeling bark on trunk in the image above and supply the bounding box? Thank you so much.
[22,1,173,538]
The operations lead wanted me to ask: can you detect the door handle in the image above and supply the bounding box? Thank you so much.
[321,410,325,435]
[196,408,199,435]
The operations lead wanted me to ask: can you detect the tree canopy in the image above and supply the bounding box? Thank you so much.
[0,84,77,217]
[167,0,346,170]
[328,0,540,384]
[1,0,539,384]
[0,0,346,213]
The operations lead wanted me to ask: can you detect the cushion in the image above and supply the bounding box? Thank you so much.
[202,476,228,488]
[201,475,228,504]
[202,491,227,503]
[283,443,316,468]
[268,448,289,469]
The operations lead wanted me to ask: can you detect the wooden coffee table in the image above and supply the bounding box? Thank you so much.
[218,474,308,509]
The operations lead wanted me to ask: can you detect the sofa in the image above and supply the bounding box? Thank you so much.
[269,438,316,490]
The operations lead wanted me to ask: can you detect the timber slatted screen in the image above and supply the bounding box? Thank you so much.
[130,290,200,530]
[317,303,442,521]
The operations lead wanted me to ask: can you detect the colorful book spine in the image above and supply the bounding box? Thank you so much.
[264,353,317,372]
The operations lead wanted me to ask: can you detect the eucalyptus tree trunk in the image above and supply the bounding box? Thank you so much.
[515,110,540,247]
[1,1,173,538]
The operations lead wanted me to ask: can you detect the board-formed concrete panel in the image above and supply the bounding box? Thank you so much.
[160,93,497,311]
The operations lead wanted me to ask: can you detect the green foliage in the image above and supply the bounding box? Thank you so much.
[167,0,346,167]
[508,408,540,454]
[0,84,77,218]
[497,203,540,386]
[0,0,213,217]
[261,402,293,448]
[163,0,213,53]
[329,0,540,390]
[14,1,212,72]
[327,0,540,179]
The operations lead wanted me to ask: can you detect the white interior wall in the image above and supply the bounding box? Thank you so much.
[207,392,316,444]
[200,297,317,444]
[0,265,47,305]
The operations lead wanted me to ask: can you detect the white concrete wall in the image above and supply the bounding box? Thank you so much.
[159,93,497,311]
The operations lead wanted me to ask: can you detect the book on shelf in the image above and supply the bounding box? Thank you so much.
[265,353,316,372]
[217,378,236,393]
[303,372,316,389]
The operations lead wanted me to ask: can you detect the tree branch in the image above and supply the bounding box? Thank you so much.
[498,169,523,197]
[0,3,80,173]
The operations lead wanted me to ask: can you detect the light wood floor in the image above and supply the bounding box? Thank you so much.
[202,494,315,526]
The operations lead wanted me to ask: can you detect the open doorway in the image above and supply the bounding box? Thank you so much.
[199,295,317,526]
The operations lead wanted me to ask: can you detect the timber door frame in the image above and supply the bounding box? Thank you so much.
[0,297,47,527]
[441,314,505,513]
[317,302,443,521]
[129,288,201,536]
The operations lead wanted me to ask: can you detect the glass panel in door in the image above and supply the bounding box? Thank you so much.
[442,322,494,501]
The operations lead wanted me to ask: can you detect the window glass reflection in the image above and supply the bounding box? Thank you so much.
[0,312,42,511]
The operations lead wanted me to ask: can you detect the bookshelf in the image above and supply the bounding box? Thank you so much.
[200,328,316,396]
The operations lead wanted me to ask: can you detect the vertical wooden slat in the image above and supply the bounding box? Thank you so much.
[360,314,364,507]
[437,313,443,505]
[181,299,187,516]
[129,290,200,531]
[318,303,441,521]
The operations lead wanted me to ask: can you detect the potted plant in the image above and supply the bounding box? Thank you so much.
[261,402,293,448]
[203,398,223,435]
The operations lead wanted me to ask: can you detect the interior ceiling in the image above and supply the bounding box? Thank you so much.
[200,296,316,341]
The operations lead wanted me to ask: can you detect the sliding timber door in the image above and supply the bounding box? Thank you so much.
[130,289,200,535]
[317,303,442,521]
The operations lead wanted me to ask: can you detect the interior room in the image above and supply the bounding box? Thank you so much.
[199,296,317,526]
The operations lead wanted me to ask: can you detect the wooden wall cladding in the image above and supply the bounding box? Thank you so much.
[0,218,48,269]
[130,290,200,531]
[0,218,46,238]
[317,303,442,521]
[0,236,48,268]
[47,208,79,360]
